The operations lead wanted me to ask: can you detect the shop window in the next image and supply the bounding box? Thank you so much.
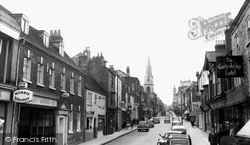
[0,102,6,144]
[86,117,93,132]
[18,107,55,139]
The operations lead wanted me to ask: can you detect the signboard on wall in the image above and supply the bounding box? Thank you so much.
[216,56,243,78]
[13,89,33,103]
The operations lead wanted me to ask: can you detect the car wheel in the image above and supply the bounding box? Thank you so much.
[138,130,140,132]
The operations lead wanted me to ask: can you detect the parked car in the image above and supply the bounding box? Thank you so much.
[164,116,171,124]
[172,125,187,135]
[137,121,149,132]
[153,117,160,124]
[147,120,154,128]
[157,132,192,145]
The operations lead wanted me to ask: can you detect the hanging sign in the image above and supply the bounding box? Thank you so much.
[216,56,244,78]
[13,89,33,103]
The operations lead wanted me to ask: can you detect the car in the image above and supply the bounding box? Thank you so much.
[171,120,182,129]
[164,116,171,124]
[157,133,192,145]
[147,120,154,128]
[172,125,187,135]
[137,121,149,132]
[153,117,160,124]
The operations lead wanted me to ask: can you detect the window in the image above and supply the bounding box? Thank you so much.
[0,39,2,54]
[95,94,97,104]
[247,19,250,42]
[61,68,66,91]
[37,57,44,85]
[132,83,135,90]
[235,34,239,47]
[21,16,29,34]
[77,111,81,131]
[86,117,93,131]
[59,42,64,57]
[111,77,114,88]
[43,32,49,47]
[70,72,74,94]
[78,76,82,96]
[23,50,31,82]
[49,63,55,88]
[87,92,92,105]
[216,78,221,95]
[69,111,73,133]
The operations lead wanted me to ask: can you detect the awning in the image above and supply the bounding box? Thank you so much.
[189,110,197,117]
[236,119,250,138]
[184,110,190,114]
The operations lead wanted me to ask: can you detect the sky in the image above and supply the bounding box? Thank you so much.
[1,0,246,105]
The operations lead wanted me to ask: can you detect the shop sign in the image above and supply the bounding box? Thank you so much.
[0,89,10,101]
[216,56,243,78]
[28,96,57,107]
[13,89,33,103]
[188,13,231,41]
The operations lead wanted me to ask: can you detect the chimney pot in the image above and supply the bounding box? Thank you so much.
[54,30,57,36]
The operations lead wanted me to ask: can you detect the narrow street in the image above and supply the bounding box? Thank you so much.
[106,116,210,145]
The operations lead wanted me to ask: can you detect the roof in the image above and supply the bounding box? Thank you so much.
[172,125,186,130]
[169,134,189,140]
[203,51,227,70]
[84,74,107,96]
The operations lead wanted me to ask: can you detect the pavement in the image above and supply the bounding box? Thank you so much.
[78,120,210,145]
[182,120,210,145]
[78,126,137,145]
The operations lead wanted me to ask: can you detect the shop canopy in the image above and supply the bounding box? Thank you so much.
[236,119,250,139]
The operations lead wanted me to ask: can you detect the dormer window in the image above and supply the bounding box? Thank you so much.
[42,31,49,47]
[59,42,64,57]
[21,15,30,34]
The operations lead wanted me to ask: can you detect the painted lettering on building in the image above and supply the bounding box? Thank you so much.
[188,13,231,41]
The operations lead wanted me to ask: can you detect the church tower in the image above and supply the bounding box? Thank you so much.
[144,57,154,93]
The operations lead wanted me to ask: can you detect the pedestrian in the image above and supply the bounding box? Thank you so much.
[229,124,235,136]
[190,118,194,127]
[131,120,133,129]
[126,121,130,129]
[208,128,217,145]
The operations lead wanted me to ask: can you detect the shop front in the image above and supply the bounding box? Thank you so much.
[12,90,68,145]
[0,88,14,145]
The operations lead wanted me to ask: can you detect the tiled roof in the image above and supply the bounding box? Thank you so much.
[84,74,107,96]
[205,51,227,62]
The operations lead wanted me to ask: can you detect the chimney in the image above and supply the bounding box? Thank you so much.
[126,66,130,76]
[109,65,114,70]
[215,40,226,52]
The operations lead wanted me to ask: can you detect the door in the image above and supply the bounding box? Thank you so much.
[59,117,66,145]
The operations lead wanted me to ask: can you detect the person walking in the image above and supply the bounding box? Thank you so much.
[229,124,235,136]
[131,120,133,129]
[190,118,195,127]
[208,128,217,145]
